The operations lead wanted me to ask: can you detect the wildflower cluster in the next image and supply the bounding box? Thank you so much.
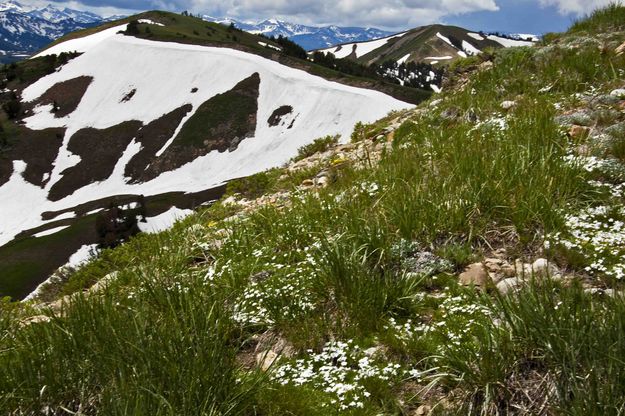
[546,205,625,280]
[433,295,492,350]
[273,340,400,411]
[230,244,321,325]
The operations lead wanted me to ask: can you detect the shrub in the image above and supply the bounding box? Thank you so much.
[292,135,339,162]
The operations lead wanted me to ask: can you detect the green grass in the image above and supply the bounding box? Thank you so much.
[0,217,95,300]
[292,135,339,162]
[2,5,625,414]
[569,3,625,33]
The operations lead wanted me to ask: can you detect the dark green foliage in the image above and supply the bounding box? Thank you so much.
[377,60,444,89]
[311,51,379,78]
[225,169,281,200]
[292,135,339,162]
[125,19,140,36]
[2,95,21,119]
[95,204,140,249]
[267,35,308,59]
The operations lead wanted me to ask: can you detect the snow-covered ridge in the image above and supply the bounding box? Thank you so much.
[202,15,396,50]
[1,28,412,247]
[317,31,408,59]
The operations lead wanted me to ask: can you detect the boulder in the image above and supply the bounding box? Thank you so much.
[459,263,490,288]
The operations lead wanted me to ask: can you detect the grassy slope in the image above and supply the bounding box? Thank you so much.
[356,25,500,66]
[2,5,625,415]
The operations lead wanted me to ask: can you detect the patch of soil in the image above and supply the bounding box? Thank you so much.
[27,76,93,118]
[268,105,293,127]
[48,121,143,201]
[0,126,65,187]
[124,104,192,183]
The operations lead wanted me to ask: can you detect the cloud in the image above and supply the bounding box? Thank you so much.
[26,0,498,29]
[538,0,621,15]
[200,0,499,28]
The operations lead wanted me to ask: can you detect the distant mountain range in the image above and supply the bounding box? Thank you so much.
[0,1,114,63]
[202,16,396,50]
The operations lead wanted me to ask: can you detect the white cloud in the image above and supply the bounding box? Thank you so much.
[19,0,499,29]
[539,0,621,15]
[188,0,499,28]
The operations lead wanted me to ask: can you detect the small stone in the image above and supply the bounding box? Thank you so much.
[429,99,443,107]
[568,125,590,139]
[610,88,625,99]
[501,265,516,278]
[414,404,431,416]
[501,100,516,110]
[497,277,522,295]
[575,144,591,156]
[301,179,314,187]
[19,315,52,328]
[459,263,490,288]
[256,350,279,371]
[364,346,380,357]
[514,259,533,277]
[531,258,560,279]
[616,41,625,55]
[315,176,330,187]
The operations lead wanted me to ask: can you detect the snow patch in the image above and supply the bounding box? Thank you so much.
[487,35,534,48]
[397,53,411,64]
[32,23,128,57]
[461,40,481,56]
[258,41,282,51]
[436,32,453,48]
[68,243,98,267]
[425,56,452,60]
[318,31,407,59]
[467,32,484,41]
[2,33,411,247]
[138,207,194,234]
[138,19,164,26]
[33,225,69,237]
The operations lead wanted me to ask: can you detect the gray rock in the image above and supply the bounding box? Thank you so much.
[610,88,625,99]
[531,258,561,279]
[501,100,516,110]
[605,122,625,139]
[555,111,593,127]
[497,277,523,295]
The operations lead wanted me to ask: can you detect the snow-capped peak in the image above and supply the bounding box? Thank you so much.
[0,0,26,12]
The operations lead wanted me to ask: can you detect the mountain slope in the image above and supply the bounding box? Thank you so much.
[0,1,105,63]
[3,5,625,415]
[203,16,395,50]
[316,23,536,66]
[0,13,413,299]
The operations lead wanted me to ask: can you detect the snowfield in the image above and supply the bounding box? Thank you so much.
[0,30,412,246]
[317,31,406,59]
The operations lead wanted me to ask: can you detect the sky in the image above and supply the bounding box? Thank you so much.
[16,0,622,33]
